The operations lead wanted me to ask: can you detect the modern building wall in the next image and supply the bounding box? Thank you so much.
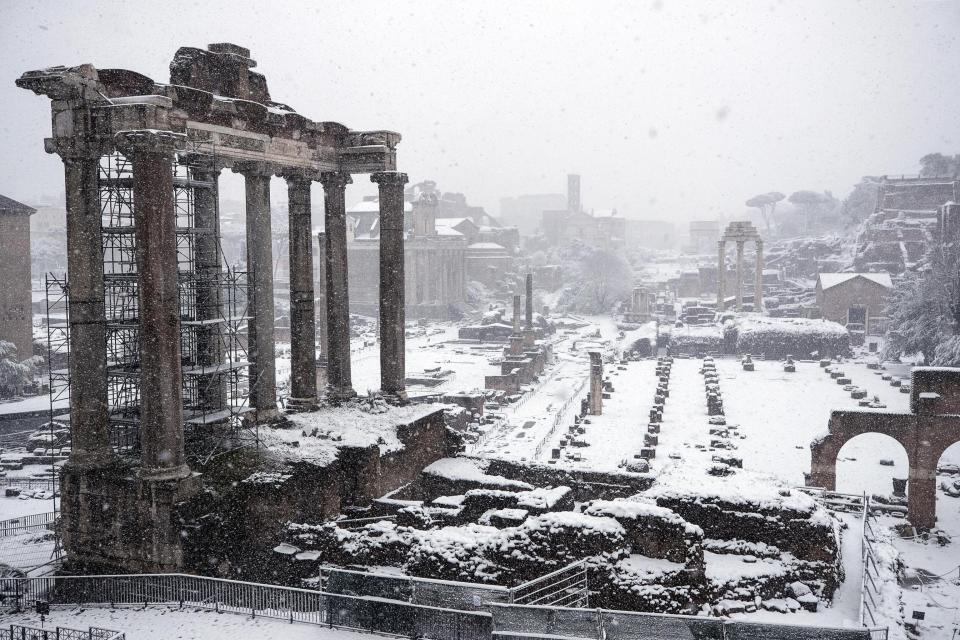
[0,209,34,359]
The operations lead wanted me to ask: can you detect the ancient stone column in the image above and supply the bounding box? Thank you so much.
[238,163,278,421]
[525,273,534,330]
[316,232,329,365]
[372,171,409,401]
[187,155,226,413]
[59,147,113,467]
[285,172,318,409]
[588,351,603,415]
[754,239,764,314]
[512,294,522,334]
[717,240,726,312]
[319,172,355,401]
[735,240,745,312]
[119,130,190,480]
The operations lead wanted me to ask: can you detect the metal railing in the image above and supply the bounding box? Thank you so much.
[509,560,588,607]
[1,573,491,640]
[0,625,124,640]
[489,602,885,639]
[1,478,59,492]
[860,496,885,630]
[0,513,57,538]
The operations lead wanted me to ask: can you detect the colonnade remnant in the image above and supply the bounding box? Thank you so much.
[17,44,407,568]
[717,221,763,313]
[807,367,960,530]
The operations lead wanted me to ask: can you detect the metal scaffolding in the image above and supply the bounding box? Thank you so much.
[45,149,258,465]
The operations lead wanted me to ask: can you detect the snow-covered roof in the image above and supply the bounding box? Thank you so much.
[817,272,893,290]
[435,226,464,237]
[467,242,508,250]
[348,199,413,214]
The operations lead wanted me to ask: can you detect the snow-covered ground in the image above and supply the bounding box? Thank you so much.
[4,607,382,640]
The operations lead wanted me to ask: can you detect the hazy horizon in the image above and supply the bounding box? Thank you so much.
[2,0,958,222]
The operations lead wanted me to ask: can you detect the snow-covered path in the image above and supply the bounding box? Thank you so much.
[4,607,381,640]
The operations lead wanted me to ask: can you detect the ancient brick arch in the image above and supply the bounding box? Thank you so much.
[808,368,960,529]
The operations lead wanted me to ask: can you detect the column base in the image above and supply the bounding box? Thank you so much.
[63,449,116,471]
[381,389,409,405]
[249,406,281,424]
[286,396,319,412]
[325,386,357,404]
[139,463,193,482]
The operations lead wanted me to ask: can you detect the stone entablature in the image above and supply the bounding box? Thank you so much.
[17,45,398,174]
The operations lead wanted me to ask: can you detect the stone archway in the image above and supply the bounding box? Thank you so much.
[808,368,960,530]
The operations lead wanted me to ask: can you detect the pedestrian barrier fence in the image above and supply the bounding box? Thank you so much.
[0,573,491,640]
[0,625,124,640]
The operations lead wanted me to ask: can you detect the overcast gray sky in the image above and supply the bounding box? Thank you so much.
[1,0,958,221]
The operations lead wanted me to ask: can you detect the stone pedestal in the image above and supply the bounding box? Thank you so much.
[59,462,201,573]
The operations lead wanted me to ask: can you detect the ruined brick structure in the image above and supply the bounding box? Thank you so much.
[808,367,960,529]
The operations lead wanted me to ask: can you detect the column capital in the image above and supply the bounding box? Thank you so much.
[181,152,226,177]
[319,171,353,189]
[232,161,279,178]
[46,136,113,162]
[115,129,185,157]
[371,171,409,186]
[282,168,321,186]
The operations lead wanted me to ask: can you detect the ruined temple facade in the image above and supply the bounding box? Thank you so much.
[347,182,468,320]
[17,43,411,572]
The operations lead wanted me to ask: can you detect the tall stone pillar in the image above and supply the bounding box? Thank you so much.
[319,172,355,401]
[754,240,764,314]
[188,155,226,413]
[525,273,534,330]
[59,147,113,467]
[120,130,190,480]
[735,241,745,312]
[372,171,409,401]
[588,351,603,415]
[512,294,522,334]
[285,172,318,409]
[717,240,726,312]
[238,163,278,421]
[316,232,329,365]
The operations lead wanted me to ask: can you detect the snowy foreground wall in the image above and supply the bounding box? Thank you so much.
[58,408,454,577]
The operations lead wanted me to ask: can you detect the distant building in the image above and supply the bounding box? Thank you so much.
[347,181,514,319]
[815,273,892,335]
[625,219,676,250]
[499,192,566,236]
[539,175,625,249]
[685,220,720,255]
[0,195,36,360]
